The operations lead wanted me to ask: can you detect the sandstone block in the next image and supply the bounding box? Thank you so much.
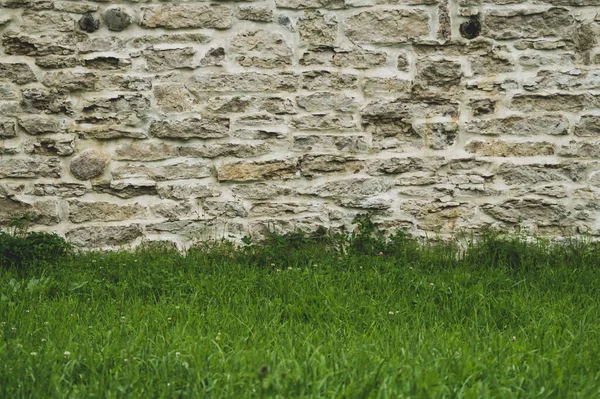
[153,84,199,114]
[179,142,270,159]
[368,156,446,176]
[70,149,109,180]
[482,199,568,226]
[144,47,197,72]
[299,155,365,178]
[0,62,37,84]
[152,201,194,222]
[231,183,292,200]
[301,71,358,90]
[362,77,411,96]
[203,200,248,219]
[413,122,458,150]
[68,200,147,223]
[24,134,75,156]
[298,11,337,47]
[296,92,358,112]
[112,160,213,181]
[345,10,430,44]
[21,10,75,33]
[465,140,555,157]
[300,48,387,69]
[114,142,179,161]
[70,125,147,140]
[292,114,356,131]
[292,134,368,152]
[140,4,234,30]
[498,162,586,185]
[41,71,97,91]
[92,181,157,199]
[0,120,16,138]
[0,157,61,178]
[149,117,229,140]
[66,225,143,248]
[298,177,391,199]
[0,197,59,226]
[238,5,274,22]
[575,116,600,137]
[275,0,346,8]
[33,183,87,197]
[21,88,73,115]
[186,73,298,93]
[482,8,575,40]
[510,94,600,113]
[217,159,298,182]
[157,183,221,201]
[465,116,569,136]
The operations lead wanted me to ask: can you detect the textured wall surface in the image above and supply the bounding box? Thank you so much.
[0,0,599,248]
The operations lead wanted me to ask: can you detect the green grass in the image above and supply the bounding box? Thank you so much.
[2,233,600,398]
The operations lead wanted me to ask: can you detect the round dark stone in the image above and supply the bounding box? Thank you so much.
[104,8,132,32]
[460,17,481,40]
[78,13,100,33]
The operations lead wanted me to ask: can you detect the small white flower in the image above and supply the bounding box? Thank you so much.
[121,316,126,323]
[64,351,71,359]
[287,267,293,271]
[167,317,172,322]
[429,283,434,287]
[409,267,414,270]
[388,311,394,315]
[512,336,517,341]
[175,352,181,357]
[41,338,47,343]
[30,352,37,357]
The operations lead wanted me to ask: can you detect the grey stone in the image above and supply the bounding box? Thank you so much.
[112,160,213,181]
[298,11,337,47]
[78,14,99,33]
[298,177,391,199]
[24,134,75,156]
[149,117,229,140]
[237,5,273,22]
[70,149,109,180]
[217,159,298,182]
[140,4,234,30]
[157,183,221,201]
[464,116,569,136]
[231,183,292,200]
[576,116,600,137]
[0,120,16,138]
[21,88,73,115]
[92,181,157,199]
[345,10,430,44]
[202,200,247,219]
[144,47,197,72]
[68,200,147,223]
[498,162,586,185]
[482,199,568,226]
[66,225,143,248]
[114,142,179,161]
[103,8,132,32]
[482,8,575,40]
[41,71,97,91]
[33,183,87,197]
[0,157,61,178]
[299,155,365,178]
[187,72,298,93]
[0,62,37,84]
[292,134,368,153]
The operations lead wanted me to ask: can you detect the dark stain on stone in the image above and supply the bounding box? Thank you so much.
[79,13,99,33]
[460,17,481,40]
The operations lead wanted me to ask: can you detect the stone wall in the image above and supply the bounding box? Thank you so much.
[0,0,599,248]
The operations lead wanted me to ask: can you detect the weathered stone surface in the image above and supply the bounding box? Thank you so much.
[300,155,365,178]
[66,225,143,248]
[152,201,194,222]
[511,94,600,113]
[21,10,75,33]
[368,157,446,176]
[238,5,273,22]
[232,183,292,200]
[401,200,476,232]
[180,142,270,159]
[300,47,387,69]
[231,30,292,58]
[21,88,72,115]
[298,177,391,199]
[70,125,147,140]
[0,62,37,84]
[78,12,99,33]
[200,47,226,67]
[0,157,61,178]
[292,134,368,152]
[575,116,600,137]
[292,114,356,131]
[70,149,109,180]
[114,142,179,161]
[465,140,555,157]
[41,71,97,91]
[83,56,131,71]
[144,47,197,72]
[153,84,198,114]
[296,92,358,112]
[149,117,229,140]
[0,120,16,138]
[413,122,458,150]
[298,11,337,47]
[482,199,568,226]
[301,71,358,90]
[157,183,220,201]
[525,69,600,91]
[202,200,247,219]
[112,160,213,181]
[275,0,346,8]
[498,162,586,185]
[482,8,575,40]
[416,58,463,89]
[131,33,212,48]
[140,4,234,30]
[345,10,430,44]
[217,159,298,182]
[557,141,600,159]
[362,77,411,96]
[103,8,131,32]
[33,183,87,197]
[80,94,150,126]
[187,73,298,93]
[92,181,157,199]
[24,134,75,156]
[0,197,59,226]
[465,116,569,136]
[2,31,83,56]
[250,201,323,216]
[68,200,146,224]
[95,75,151,92]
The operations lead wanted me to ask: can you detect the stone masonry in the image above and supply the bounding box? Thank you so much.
[1,0,600,248]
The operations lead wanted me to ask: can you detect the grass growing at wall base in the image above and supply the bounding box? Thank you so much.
[2,227,600,398]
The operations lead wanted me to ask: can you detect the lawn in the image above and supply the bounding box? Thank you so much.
[1,230,600,398]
